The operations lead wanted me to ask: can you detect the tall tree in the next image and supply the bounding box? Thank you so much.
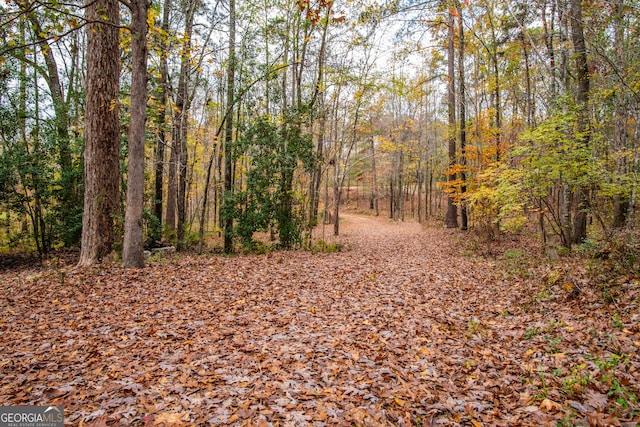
[166,0,195,237]
[445,3,458,229]
[122,0,151,268]
[78,0,120,266]
[223,0,236,254]
[570,0,590,244]
[175,0,196,249]
[612,0,629,227]
[153,0,172,233]
[458,4,468,230]
[11,1,80,246]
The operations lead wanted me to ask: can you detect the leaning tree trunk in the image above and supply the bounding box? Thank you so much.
[78,0,120,266]
[122,0,150,268]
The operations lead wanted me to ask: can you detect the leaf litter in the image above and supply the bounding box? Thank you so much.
[1,213,639,426]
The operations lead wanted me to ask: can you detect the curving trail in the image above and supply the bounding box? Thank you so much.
[0,213,638,426]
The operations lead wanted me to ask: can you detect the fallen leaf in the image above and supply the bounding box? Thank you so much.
[394,397,407,406]
[154,412,189,425]
[585,390,608,410]
[539,398,563,413]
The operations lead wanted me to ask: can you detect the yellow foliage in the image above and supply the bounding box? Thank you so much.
[377,136,397,152]
[466,162,529,235]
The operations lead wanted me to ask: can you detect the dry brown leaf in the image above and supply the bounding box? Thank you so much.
[539,398,563,413]
[586,390,609,410]
[587,412,622,427]
[154,412,189,426]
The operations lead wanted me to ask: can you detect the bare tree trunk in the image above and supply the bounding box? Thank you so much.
[521,29,534,127]
[223,0,236,253]
[153,0,171,233]
[559,182,571,247]
[417,164,423,223]
[426,162,431,218]
[78,0,120,266]
[445,4,458,228]
[309,112,325,226]
[175,2,195,250]
[333,164,341,236]
[542,0,557,97]
[323,163,330,224]
[165,142,177,232]
[458,8,468,231]
[627,108,640,227]
[389,177,394,219]
[398,151,404,221]
[570,0,590,244]
[307,11,330,228]
[370,135,379,216]
[613,0,629,227]
[122,0,150,268]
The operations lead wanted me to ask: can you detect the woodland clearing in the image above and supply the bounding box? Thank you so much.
[0,213,639,426]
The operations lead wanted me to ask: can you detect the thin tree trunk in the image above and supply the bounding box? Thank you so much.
[333,164,341,236]
[153,0,171,233]
[14,2,78,245]
[309,109,325,226]
[166,142,177,232]
[389,177,394,219]
[398,151,404,221]
[486,9,502,161]
[613,0,629,227]
[445,4,458,228]
[570,0,590,244]
[223,0,236,253]
[627,107,640,227]
[458,8,468,231]
[417,167,423,223]
[307,11,333,224]
[542,0,557,97]
[175,1,195,249]
[371,134,379,216]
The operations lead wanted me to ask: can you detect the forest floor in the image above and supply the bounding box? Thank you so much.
[0,213,639,426]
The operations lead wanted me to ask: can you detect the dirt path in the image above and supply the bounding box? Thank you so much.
[1,214,638,426]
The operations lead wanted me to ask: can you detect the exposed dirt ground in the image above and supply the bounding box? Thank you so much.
[1,214,638,426]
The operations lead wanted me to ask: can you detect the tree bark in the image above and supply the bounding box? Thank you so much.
[613,0,629,227]
[445,4,458,229]
[570,0,590,244]
[153,0,171,233]
[458,8,468,231]
[122,0,150,268]
[223,0,236,253]
[370,134,379,216]
[175,1,195,250]
[78,0,120,266]
[309,112,325,226]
